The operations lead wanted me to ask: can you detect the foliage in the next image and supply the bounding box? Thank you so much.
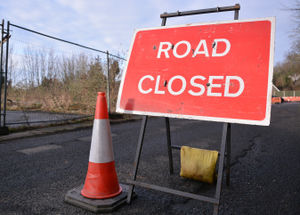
[7,48,122,114]
[273,52,300,90]
[273,1,300,90]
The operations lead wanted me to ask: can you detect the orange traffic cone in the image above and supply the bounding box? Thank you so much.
[81,92,122,199]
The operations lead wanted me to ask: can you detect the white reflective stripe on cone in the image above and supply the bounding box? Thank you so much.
[89,119,114,163]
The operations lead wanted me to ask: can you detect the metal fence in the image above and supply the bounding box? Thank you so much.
[273,90,300,97]
[0,19,126,130]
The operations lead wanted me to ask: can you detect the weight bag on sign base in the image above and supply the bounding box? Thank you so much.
[180,146,218,184]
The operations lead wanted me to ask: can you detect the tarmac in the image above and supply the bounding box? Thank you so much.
[0,103,299,214]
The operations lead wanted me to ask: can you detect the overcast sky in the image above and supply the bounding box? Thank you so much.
[0,0,297,65]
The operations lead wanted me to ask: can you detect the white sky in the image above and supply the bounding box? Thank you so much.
[0,0,297,65]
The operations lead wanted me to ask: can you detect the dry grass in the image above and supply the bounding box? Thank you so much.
[7,50,122,115]
[6,82,117,115]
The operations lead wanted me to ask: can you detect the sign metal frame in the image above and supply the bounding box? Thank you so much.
[123,4,274,215]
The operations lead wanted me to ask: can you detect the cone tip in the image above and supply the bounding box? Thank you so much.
[95,92,108,119]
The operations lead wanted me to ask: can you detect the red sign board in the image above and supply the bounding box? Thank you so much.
[117,18,275,126]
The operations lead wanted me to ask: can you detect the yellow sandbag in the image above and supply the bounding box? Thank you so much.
[180,146,218,184]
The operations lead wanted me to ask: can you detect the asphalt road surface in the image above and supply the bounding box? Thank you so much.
[0,103,299,214]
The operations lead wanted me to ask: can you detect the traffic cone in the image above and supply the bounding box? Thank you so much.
[81,92,122,199]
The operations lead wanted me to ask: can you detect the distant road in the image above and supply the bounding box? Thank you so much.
[5,110,86,127]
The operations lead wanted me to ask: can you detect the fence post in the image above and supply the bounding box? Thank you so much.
[106,51,110,114]
[0,19,4,127]
[3,21,10,128]
[0,20,9,134]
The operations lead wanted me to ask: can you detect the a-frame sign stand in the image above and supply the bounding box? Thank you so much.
[126,4,240,215]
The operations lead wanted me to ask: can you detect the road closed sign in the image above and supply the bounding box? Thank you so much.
[117,17,275,126]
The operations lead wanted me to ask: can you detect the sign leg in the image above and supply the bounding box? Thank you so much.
[213,123,229,214]
[127,116,148,204]
[213,204,219,215]
[226,123,231,186]
[165,117,174,174]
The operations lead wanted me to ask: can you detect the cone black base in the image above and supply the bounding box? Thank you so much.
[64,184,134,213]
